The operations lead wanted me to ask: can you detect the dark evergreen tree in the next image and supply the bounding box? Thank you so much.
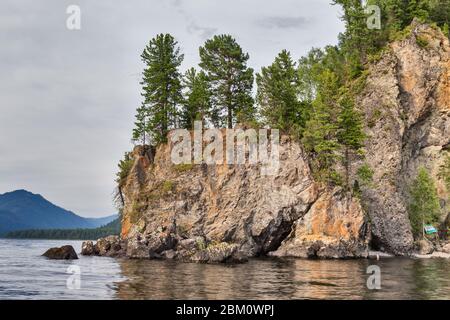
[141,33,184,144]
[132,103,149,145]
[337,95,366,189]
[302,70,341,183]
[256,50,303,132]
[199,34,254,128]
[408,168,442,238]
[180,68,212,129]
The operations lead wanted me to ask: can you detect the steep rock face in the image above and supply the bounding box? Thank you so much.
[114,22,449,260]
[357,22,450,254]
[270,189,369,258]
[119,136,369,261]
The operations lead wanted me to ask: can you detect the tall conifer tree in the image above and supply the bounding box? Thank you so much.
[199,34,254,128]
[140,33,184,144]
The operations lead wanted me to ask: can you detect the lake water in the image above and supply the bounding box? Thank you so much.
[1,239,450,300]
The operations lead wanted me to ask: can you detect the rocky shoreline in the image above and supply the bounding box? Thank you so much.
[80,236,450,263]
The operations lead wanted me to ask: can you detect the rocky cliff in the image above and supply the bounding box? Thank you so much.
[357,21,450,255]
[117,135,369,262]
[85,22,449,262]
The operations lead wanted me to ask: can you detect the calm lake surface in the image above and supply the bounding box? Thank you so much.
[1,239,450,300]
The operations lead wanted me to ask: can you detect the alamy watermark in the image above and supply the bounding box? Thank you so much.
[366,265,381,290]
[170,121,280,176]
[66,265,81,290]
[66,5,81,30]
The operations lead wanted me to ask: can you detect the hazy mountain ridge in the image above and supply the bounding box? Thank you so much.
[0,190,117,235]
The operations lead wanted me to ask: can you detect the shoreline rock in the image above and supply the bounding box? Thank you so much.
[81,236,126,258]
[43,245,78,260]
[412,252,450,259]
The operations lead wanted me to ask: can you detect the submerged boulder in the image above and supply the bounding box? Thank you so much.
[43,245,78,260]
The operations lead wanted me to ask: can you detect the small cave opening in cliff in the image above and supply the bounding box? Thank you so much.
[369,234,384,251]
[258,220,294,256]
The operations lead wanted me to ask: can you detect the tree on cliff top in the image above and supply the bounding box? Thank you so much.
[132,103,150,146]
[408,168,441,238]
[199,34,254,128]
[180,68,212,129]
[140,33,184,144]
[256,50,308,134]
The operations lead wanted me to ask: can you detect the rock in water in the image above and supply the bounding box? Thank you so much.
[416,240,435,255]
[43,245,78,260]
[81,236,125,257]
[81,241,95,256]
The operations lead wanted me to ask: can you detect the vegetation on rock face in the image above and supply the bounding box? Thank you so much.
[116,152,133,187]
[439,154,450,193]
[408,168,441,238]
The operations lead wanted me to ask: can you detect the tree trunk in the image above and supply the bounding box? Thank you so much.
[228,107,233,129]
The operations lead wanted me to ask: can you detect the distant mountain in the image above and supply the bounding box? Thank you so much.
[4,218,121,240]
[0,190,117,235]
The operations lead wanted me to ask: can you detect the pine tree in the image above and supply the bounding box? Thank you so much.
[302,70,341,183]
[141,33,184,144]
[333,0,372,68]
[408,167,442,238]
[256,50,303,132]
[180,68,212,129]
[337,95,366,189]
[132,103,149,145]
[199,34,254,128]
[430,0,450,28]
[407,0,431,22]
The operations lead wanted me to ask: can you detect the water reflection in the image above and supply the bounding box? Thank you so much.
[113,257,450,300]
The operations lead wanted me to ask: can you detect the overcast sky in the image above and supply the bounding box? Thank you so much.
[0,0,344,217]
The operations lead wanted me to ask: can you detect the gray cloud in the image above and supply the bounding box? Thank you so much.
[186,21,217,40]
[257,16,310,29]
[0,0,344,217]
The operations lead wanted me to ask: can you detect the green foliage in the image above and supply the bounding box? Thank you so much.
[116,152,134,187]
[408,168,442,238]
[301,66,345,184]
[256,50,307,133]
[161,180,176,194]
[140,33,184,144]
[357,163,374,186]
[4,219,121,240]
[199,34,255,128]
[181,68,212,129]
[416,35,430,48]
[174,163,194,173]
[439,154,450,192]
[196,238,207,250]
[132,103,149,145]
[338,95,366,187]
[430,0,450,28]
